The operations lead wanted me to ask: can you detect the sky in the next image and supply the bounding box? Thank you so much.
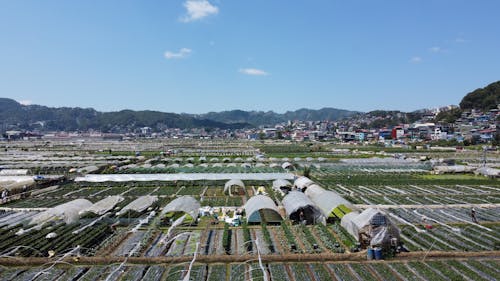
[0,1,499,114]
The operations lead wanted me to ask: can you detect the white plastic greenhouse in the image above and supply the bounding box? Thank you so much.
[160,196,200,221]
[29,199,93,226]
[304,183,355,219]
[224,179,245,196]
[75,173,294,182]
[244,195,282,224]
[272,179,292,194]
[341,208,400,248]
[294,176,315,191]
[282,191,324,225]
[116,195,158,216]
[80,195,124,216]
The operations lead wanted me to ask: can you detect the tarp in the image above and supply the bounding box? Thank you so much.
[244,195,282,223]
[75,173,294,182]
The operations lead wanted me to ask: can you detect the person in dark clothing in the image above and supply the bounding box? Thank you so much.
[471,208,478,223]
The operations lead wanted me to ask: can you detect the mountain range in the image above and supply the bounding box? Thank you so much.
[0,98,358,132]
[1,80,497,132]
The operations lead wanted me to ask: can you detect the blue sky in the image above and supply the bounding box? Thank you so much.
[1,1,499,113]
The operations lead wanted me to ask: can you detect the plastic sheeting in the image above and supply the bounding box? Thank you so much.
[340,208,400,248]
[244,195,282,223]
[29,199,93,225]
[117,195,158,215]
[475,167,499,177]
[304,184,355,218]
[272,179,292,191]
[75,173,294,182]
[282,191,324,225]
[160,196,200,220]
[80,195,124,216]
[294,176,314,190]
[224,179,245,195]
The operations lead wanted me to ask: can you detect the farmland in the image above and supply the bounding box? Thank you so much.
[0,139,498,280]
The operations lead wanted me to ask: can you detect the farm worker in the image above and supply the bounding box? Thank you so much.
[471,208,478,223]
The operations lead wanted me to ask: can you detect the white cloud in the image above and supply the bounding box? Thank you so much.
[410,56,422,63]
[180,0,219,22]
[18,99,32,105]
[239,68,269,76]
[455,37,466,43]
[429,46,442,53]
[164,48,192,59]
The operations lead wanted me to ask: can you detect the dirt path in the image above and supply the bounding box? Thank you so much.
[1,251,499,267]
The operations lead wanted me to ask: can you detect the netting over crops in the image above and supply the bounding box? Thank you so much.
[117,195,158,215]
[80,195,124,216]
[160,196,200,220]
[29,199,93,225]
[244,195,282,223]
[341,208,400,247]
[75,173,294,182]
[282,191,324,224]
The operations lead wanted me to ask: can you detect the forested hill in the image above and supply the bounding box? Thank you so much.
[0,98,248,132]
[460,81,500,111]
[196,108,360,126]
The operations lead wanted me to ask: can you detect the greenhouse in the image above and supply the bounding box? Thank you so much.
[341,208,400,249]
[272,179,292,194]
[294,176,314,191]
[160,196,200,225]
[474,167,499,178]
[75,173,294,182]
[282,191,324,225]
[116,195,158,216]
[224,179,245,196]
[29,199,93,226]
[281,162,293,170]
[80,196,124,216]
[304,184,355,219]
[244,195,282,224]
